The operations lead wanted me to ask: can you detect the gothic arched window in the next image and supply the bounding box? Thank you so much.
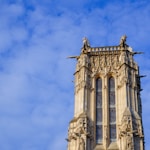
[109,77,116,141]
[96,78,103,143]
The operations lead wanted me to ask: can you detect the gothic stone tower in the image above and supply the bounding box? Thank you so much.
[67,36,145,150]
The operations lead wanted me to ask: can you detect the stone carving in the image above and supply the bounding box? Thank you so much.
[82,37,90,50]
[126,117,131,131]
[76,54,90,71]
[120,35,127,47]
[117,70,128,88]
[78,137,85,150]
[132,120,144,138]
[89,52,122,76]
[76,117,92,136]
[119,51,126,63]
[67,128,77,142]
[119,115,134,150]
[120,118,130,137]
[126,133,132,150]
[67,115,93,150]
[119,111,144,149]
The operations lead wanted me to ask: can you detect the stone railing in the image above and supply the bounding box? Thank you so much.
[87,46,121,52]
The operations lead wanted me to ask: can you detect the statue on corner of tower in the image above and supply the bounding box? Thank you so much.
[82,37,90,51]
[119,35,127,47]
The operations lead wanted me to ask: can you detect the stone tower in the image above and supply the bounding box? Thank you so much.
[67,36,145,150]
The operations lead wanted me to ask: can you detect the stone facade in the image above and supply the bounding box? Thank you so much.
[67,36,145,150]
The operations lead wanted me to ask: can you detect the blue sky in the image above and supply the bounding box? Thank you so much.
[0,0,150,150]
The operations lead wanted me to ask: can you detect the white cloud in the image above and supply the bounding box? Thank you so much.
[0,0,149,149]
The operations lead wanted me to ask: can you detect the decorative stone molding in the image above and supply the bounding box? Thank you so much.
[67,114,94,150]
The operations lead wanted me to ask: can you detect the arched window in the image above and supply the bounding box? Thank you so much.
[96,78,103,143]
[109,77,116,141]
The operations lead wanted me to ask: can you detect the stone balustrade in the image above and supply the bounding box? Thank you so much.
[87,46,121,52]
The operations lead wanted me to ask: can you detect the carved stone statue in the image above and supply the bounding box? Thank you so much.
[126,117,131,131]
[82,37,90,50]
[120,35,127,47]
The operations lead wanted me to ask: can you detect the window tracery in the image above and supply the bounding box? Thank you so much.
[109,77,116,141]
[96,78,103,143]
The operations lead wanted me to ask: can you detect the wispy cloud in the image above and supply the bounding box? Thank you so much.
[0,0,149,149]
